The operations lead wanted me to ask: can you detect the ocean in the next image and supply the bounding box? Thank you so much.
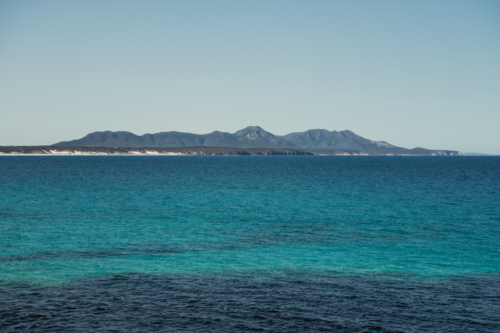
[1,156,499,332]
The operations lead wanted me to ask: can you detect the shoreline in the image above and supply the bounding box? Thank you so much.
[0,153,472,156]
[0,146,466,156]
[0,146,313,156]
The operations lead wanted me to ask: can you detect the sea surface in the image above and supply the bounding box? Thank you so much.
[1,156,499,332]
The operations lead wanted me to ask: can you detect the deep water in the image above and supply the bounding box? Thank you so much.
[1,156,499,332]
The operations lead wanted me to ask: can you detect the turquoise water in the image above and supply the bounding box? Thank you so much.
[1,156,500,332]
[1,156,499,284]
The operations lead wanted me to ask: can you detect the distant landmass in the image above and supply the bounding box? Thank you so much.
[0,146,312,156]
[52,126,464,156]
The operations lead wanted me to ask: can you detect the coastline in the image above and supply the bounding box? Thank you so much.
[0,146,313,156]
[0,146,466,156]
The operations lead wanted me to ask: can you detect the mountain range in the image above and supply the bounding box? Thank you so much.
[54,126,463,156]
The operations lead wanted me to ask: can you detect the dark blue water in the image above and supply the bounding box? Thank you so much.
[1,156,499,332]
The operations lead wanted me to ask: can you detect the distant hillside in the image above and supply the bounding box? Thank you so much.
[53,126,464,156]
[282,129,463,156]
[282,129,398,154]
[55,126,297,149]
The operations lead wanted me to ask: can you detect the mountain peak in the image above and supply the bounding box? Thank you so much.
[234,125,265,134]
[233,126,270,139]
[244,126,264,131]
[232,126,297,147]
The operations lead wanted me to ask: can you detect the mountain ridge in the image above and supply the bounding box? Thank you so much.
[53,126,464,156]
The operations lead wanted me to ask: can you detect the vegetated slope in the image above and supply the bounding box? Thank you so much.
[54,126,298,149]
[283,129,463,155]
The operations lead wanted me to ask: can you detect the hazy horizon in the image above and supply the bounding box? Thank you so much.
[1,1,499,153]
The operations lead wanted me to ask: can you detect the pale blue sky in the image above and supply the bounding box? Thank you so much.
[1,0,499,153]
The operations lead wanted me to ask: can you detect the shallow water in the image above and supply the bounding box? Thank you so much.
[1,156,499,331]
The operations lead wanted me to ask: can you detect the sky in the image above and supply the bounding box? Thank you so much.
[0,0,499,153]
